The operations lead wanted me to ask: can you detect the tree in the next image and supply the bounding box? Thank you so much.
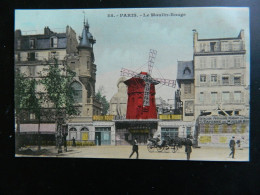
[95,87,109,115]
[40,59,79,153]
[14,70,42,150]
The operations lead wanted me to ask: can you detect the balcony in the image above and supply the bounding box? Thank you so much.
[194,50,246,56]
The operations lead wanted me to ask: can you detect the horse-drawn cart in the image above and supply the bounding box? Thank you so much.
[147,136,192,153]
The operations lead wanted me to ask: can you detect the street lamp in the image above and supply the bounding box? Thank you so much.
[182,125,186,138]
[57,112,64,154]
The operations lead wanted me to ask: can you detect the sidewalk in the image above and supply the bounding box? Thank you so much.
[15,145,249,161]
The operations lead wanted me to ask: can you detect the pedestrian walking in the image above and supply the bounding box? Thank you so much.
[72,137,76,147]
[229,136,236,158]
[185,136,192,160]
[129,138,139,159]
[63,135,67,152]
[236,139,241,150]
[241,137,245,150]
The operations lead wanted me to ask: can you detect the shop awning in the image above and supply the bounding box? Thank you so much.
[19,124,56,134]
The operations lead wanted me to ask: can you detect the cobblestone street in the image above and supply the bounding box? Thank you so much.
[16,145,249,161]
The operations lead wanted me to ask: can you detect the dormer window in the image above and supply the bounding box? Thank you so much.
[29,39,35,49]
[17,40,21,49]
[183,67,191,75]
[50,37,58,48]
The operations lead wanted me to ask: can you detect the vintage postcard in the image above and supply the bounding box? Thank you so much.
[14,7,250,161]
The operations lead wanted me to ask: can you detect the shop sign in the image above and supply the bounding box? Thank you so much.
[219,136,227,143]
[159,114,182,120]
[93,115,114,121]
[199,136,211,143]
[82,132,88,141]
[129,129,149,133]
[199,116,249,124]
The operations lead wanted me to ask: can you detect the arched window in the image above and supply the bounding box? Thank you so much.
[81,127,89,131]
[69,128,77,131]
[71,82,82,103]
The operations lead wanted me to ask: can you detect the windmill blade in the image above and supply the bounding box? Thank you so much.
[153,78,176,88]
[148,49,157,75]
[120,68,138,77]
[143,82,151,106]
[121,68,144,89]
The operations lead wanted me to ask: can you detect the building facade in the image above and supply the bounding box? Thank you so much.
[15,22,101,143]
[193,30,249,146]
[193,29,249,119]
[176,60,195,122]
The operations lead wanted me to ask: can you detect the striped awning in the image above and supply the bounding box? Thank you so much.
[19,124,56,134]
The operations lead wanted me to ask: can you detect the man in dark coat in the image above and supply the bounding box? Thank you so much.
[185,136,193,160]
[229,136,236,158]
[129,138,139,159]
[72,137,76,147]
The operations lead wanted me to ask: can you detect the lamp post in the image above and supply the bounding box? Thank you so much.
[182,125,186,138]
[57,112,64,154]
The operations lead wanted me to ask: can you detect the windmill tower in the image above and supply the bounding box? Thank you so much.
[121,49,176,119]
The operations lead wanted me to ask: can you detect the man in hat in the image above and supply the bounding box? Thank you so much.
[229,136,236,159]
[185,135,193,160]
[129,138,139,159]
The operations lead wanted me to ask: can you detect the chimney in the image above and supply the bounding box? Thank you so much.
[193,29,198,53]
[238,29,244,40]
[15,29,22,37]
[44,26,51,35]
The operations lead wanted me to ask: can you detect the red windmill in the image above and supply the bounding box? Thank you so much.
[121,49,176,119]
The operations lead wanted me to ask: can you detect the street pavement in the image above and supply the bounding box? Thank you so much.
[16,145,249,161]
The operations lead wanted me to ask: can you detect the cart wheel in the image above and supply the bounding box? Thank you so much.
[157,146,164,152]
[147,144,154,153]
[172,145,178,153]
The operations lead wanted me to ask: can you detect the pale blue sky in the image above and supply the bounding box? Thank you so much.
[15,7,250,101]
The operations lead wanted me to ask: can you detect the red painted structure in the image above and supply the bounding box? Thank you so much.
[124,72,158,119]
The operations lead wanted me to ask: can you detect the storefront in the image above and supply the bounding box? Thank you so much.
[17,123,56,146]
[115,119,158,145]
[197,116,249,147]
[93,117,116,146]
[68,123,94,141]
[158,121,196,140]
[94,127,111,145]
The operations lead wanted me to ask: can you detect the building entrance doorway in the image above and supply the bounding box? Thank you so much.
[95,127,111,145]
[95,132,101,145]
[132,133,149,145]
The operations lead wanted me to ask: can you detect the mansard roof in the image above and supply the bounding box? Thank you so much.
[15,27,67,50]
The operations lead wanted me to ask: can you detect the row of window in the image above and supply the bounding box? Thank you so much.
[16,37,58,50]
[198,41,243,53]
[69,127,111,132]
[198,56,243,69]
[17,51,60,62]
[200,124,247,134]
[161,127,192,139]
[199,91,243,103]
[200,74,242,85]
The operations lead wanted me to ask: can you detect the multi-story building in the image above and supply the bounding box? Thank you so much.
[15,22,102,145]
[176,60,195,122]
[193,29,249,118]
[193,30,249,146]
